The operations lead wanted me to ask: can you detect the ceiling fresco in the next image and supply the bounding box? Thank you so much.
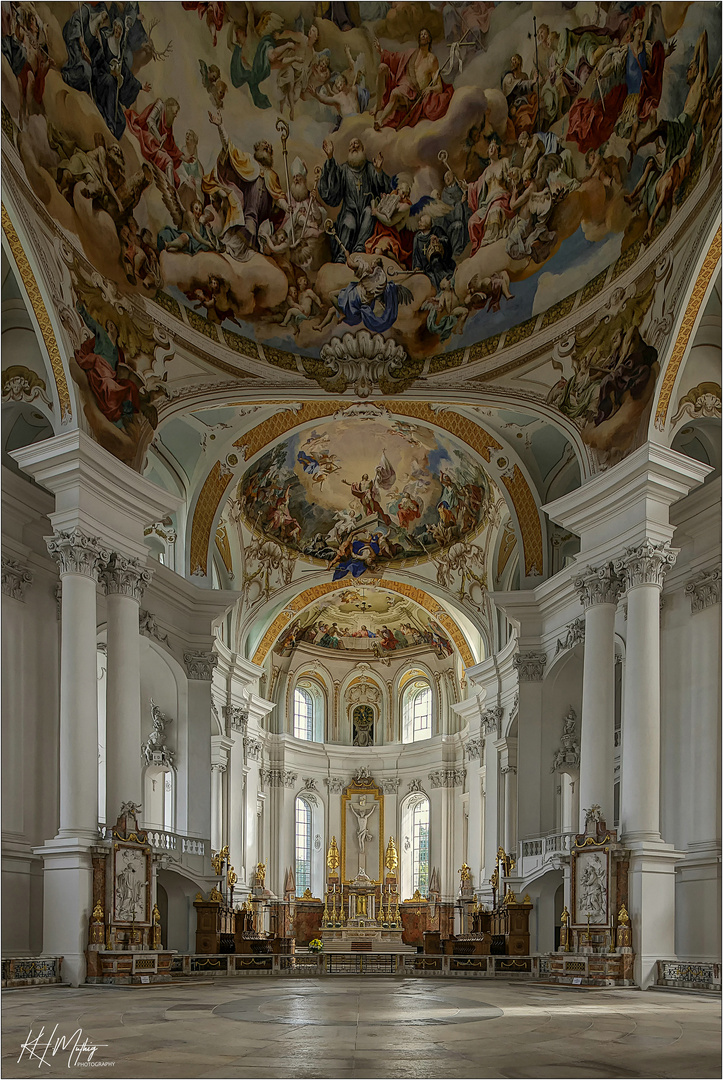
[273,585,455,659]
[234,413,494,578]
[2,3,720,437]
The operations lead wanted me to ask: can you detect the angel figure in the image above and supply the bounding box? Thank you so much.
[315,252,413,335]
[199,60,227,109]
[156,188,219,255]
[422,278,469,341]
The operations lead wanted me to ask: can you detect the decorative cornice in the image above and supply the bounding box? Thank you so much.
[428,768,466,789]
[101,553,152,602]
[513,652,547,682]
[1,557,33,601]
[45,528,109,580]
[261,768,297,788]
[184,651,218,681]
[325,776,345,794]
[574,564,622,609]
[685,568,721,613]
[224,704,249,732]
[614,540,677,590]
[480,705,503,737]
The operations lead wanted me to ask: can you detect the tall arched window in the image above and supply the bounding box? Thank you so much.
[293,686,313,740]
[401,793,430,896]
[295,796,312,896]
[402,681,432,743]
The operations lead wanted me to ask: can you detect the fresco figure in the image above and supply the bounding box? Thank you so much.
[373,28,454,130]
[126,97,182,185]
[74,302,141,426]
[229,10,296,109]
[318,138,394,261]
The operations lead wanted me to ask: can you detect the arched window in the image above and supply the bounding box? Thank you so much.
[402,681,432,743]
[295,796,312,896]
[401,793,430,896]
[293,686,313,740]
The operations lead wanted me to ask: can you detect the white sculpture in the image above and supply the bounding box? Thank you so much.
[350,795,376,855]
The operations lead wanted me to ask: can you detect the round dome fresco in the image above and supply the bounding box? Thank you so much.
[2,0,719,381]
[236,414,493,572]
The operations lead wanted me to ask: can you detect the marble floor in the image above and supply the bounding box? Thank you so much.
[2,978,720,1080]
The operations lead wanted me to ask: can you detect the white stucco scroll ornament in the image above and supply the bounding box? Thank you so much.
[319,331,408,397]
[513,652,547,682]
[1,556,33,601]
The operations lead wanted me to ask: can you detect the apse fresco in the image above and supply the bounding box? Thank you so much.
[3,0,720,369]
[274,586,454,657]
[235,415,493,577]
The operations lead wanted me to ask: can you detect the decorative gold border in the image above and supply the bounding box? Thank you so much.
[341,783,384,885]
[251,577,474,667]
[654,226,722,431]
[1,203,72,421]
[189,461,234,575]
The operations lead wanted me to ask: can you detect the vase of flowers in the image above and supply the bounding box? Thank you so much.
[308,938,323,954]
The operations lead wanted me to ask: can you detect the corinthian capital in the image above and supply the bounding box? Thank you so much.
[1,557,33,601]
[614,540,677,590]
[45,528,109,580]
[184,651,218,680]
[574,563,622,608]
[101,552,152,602]
[685,568,721,613]
[513,652,547,682]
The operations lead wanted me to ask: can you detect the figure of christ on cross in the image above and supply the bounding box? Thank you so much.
[350,796,376,856]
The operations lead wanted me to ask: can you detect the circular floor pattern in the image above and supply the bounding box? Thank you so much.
[209,980,503,1027]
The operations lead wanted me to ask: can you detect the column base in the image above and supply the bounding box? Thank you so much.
[34,836,96,987]
[626,840,685,989]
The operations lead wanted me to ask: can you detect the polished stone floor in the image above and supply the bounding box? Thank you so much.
[2,978,720,1079]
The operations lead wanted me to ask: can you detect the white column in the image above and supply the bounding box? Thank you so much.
[210,764,225,852]
[47,529,108,840]
[685,569,722,850]
[102,553,151,821]
[575,564,622,829]
[502,766,517,853]
[615,541,677,843]
[41,528,108,986]
[182,651,217,846]
[512,652,546,842]
[615,539,679,987]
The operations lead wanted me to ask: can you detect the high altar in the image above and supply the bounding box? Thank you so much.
[321,768,408,950]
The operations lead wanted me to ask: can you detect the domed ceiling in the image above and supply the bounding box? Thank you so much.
[2,2,720,465]
[235,413,492,573]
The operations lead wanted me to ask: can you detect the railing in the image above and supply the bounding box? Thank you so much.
[2,956,63,986]
[97,825,209,869]
[656,960,721,991]
[518,832,574,877]
[166,953,548,979]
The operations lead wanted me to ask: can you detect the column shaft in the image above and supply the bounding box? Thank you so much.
[503,768,517,852]
[58,573,102,838]
[211,766,223,852]
[105,592,142,817]
[622,583,663,841]
[580,603,616,824]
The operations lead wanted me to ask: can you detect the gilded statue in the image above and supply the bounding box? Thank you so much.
[384,836,399,874]
[91,901,104,922]
[616,903,632,948]
[459,862,471,883]
[327,836,340,872]
[227,866,238,889]
[489,866,499,890]
[255,862,266,887]
[209,884,223,903]
[152,903,161,924]
[211,846,229,876]
[503,887,516,905]
[560,905,571,951]
[497,846,515,876]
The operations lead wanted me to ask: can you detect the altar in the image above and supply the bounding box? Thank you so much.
[320,768,411,952]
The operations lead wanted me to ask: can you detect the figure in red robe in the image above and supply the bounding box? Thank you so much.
[373,28,454,131]
[125,97,183,186]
